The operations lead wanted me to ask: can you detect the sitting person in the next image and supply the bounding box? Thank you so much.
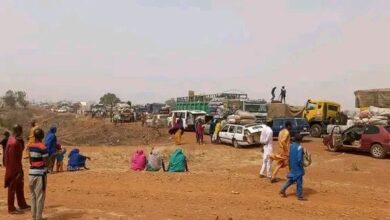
[67,148,90,171]
[130,149,147,171]
[146,148,165,172]
[167,148,188,172]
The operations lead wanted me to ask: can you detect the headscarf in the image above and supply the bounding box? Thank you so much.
[44,126,57,156]
[130,149,147,171]
[147,149,162,171]
[167,148,186,172]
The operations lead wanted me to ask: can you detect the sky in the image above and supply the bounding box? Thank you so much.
[1,0,390,110]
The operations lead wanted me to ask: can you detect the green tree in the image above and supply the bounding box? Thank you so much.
[165,98,176,110]
[127,101,132,107]
[2,90,17,108]
[99,93,121,112]
[16,91,29,108]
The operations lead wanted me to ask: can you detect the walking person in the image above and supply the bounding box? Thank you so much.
[279,134,306,201]
[4,124,30,214]
[1,131,10,166]
[271,86,277,102]
[270,121,292,183]
[195,118,205,145]
[209,118,216,143]
[280,86,286,103]
[169,117,184,145]
[28,128,49,220]
[44,126,58,173]
[259,125,273,179]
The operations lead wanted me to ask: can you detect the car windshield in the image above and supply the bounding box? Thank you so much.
[296,119,308,126]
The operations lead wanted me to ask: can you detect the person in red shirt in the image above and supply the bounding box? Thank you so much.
[4,124,30,214]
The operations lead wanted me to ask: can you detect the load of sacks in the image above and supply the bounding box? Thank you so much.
[355,106,390,126]
[227,110,256,125]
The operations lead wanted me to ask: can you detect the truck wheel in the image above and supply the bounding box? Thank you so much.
[233,140,240,148]
[371,144,386,159]
[310,124,322,138]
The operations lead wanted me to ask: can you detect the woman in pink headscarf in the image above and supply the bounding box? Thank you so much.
[130,149,147,171]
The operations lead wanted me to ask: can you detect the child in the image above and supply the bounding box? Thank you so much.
[56,144,67,172]
[279,134,306,201]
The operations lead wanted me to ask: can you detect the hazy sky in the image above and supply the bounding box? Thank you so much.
[1,0,389,109]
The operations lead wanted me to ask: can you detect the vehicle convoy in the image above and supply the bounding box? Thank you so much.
[323,125,390,159]
[218,123,264,148]
[269,118,310,137]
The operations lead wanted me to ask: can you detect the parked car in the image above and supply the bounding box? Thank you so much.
[269,118,310,137]
[323,125,390,159]
[167,110,207,131]
[218,123,264,148]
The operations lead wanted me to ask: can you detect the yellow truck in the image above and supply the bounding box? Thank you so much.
[303,99,341,137]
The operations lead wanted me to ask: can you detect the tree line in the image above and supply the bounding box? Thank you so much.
[2,90,29,108]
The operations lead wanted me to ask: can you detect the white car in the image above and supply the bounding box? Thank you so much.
[167,110,207,130]
[219,123,264,148]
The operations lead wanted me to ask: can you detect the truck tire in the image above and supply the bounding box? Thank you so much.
[310,124,322,138]
[371,144,386,159]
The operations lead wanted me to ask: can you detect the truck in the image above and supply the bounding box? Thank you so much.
[267,99,343,138]
[176,90,267,122]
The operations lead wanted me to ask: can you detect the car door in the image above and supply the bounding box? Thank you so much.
[360,125,380,150]
[235,126,244,143]
[227,125,236,142]
[219,125,230,143]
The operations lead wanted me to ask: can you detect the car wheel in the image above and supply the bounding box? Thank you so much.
[233,140,239,148]
[310,124,322,138]
[371,144,386,159]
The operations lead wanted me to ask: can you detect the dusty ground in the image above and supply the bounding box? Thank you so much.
[0,132,389,220]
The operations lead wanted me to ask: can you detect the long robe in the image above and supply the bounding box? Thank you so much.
[4,136,24,188]
[287,142,305,181]
[270,128,290,168]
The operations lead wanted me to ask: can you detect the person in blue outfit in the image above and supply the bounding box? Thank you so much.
[44,126,58,173]
[67,148,91,171]
[279,134,306,201]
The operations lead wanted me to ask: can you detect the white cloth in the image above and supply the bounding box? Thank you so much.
[260,126,273,177]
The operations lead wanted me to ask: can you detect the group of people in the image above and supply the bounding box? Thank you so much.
[271,86,287,103]
[1,121,91,219]
[259,121,307,201]
[130,147,189,172]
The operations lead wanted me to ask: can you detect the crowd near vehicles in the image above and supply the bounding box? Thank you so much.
[218,123,264,148]
[323,125,390,159]
[167,110,207,130]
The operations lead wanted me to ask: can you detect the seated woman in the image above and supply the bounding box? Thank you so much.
[130,149,147,171]
[67,148,91,171]
[167,148,189,172]
[146,148,165,172]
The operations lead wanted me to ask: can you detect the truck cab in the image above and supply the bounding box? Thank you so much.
[303,99,340,137]
[242,100,268,123]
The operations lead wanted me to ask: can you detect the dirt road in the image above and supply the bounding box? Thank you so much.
[1,133,389,220]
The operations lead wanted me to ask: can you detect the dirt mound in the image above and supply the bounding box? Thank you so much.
[0,108,170,146]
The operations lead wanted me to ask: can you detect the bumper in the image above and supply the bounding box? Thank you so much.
[300,131,310,136]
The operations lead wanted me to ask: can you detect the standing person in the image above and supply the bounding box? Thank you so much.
[1,131,10,167]
[280,134,306,201]
[209,119,216,143]
[271,86,277,102]
[195,118,205,145]
[280,86,286,103]
[270,121,292,183]
[141,113,147,127]
[259,125,273,179]
[4,124,30,214]
[55,146,67,172]
[26,120,39,159]
[213,119,222,143]
[169,117,184,145]
[44,126,58,173]
[28,128,49,220]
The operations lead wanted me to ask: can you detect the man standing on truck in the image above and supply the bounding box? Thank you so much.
[280,86,286,104]
[270,121,292,183]
[259,125,273,178]
[271,87,277,102]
